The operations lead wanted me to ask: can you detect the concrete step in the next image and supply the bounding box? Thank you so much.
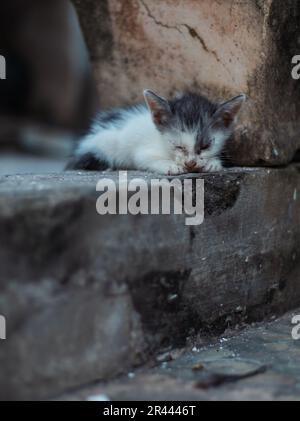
[58,309,300,402]
[0,166,299,399]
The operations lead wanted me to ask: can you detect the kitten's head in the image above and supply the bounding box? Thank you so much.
[144,90,246,171]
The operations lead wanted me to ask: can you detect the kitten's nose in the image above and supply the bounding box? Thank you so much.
[185,160,197,171]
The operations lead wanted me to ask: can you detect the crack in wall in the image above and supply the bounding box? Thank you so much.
[138,0,236,83]
[139,0,223,65]
[139,0,183,35]
[181,24,221,64]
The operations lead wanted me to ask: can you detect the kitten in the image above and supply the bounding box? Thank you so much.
[67,90,246,175]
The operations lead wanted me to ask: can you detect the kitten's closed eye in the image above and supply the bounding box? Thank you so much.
[176,146,188,153]
[195,142,210,154]
[200,144,210,151]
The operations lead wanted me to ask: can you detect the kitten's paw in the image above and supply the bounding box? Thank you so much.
[150,161,186,176]
[204,159,223,173]
[166,163,186,176]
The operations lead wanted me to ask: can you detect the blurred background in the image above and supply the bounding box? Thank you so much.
[0,0,99,175]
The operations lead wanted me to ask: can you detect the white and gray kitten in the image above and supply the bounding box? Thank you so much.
[68,90,246,175]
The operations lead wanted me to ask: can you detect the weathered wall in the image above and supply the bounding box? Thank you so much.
[73,0,300,166]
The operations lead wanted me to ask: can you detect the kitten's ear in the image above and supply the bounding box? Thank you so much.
[144,90,172,128]
[214,94,246,129]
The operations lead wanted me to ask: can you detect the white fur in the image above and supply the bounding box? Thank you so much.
[76,107,225,175]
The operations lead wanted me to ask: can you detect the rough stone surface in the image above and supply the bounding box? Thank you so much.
[58,310,300,401]
[0,153,66,175]
[73,0,300,166]
[0,166,299,399]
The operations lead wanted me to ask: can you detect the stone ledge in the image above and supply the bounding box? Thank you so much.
[0,166,299,399]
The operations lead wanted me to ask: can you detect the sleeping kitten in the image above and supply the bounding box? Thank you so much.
[67,90,246,175]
